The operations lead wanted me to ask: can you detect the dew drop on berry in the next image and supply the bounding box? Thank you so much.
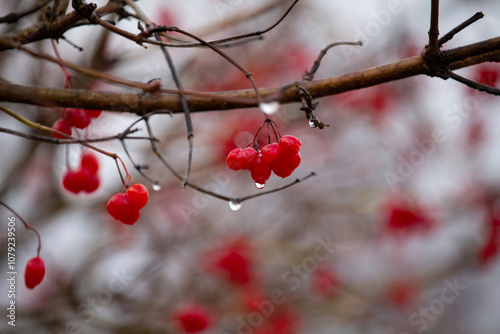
[255,182,265,189]
[259,102,280,115]
[152,181,162,191]
[229,200,242,211]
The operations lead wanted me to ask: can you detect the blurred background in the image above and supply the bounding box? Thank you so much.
[1,0,500,333]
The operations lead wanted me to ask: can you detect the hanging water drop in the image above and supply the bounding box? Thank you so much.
[259,102,280,115]
[228,200,242,211]
[152,181,162,191]
[309,117,318,128]
[255,182,265,189]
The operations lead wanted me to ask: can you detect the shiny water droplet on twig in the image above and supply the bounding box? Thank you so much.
[152,181,162,191]
[229,200,242,211]
[259,102,280,115]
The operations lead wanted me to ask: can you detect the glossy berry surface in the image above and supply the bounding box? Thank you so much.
[25,257,45,289]
[278,135,301,155]
[236,148,259,169]
[81,152,99,174]
[226,148,242,170]
[126,184,149,209]
[107,193,132,221]
[61,108,91,129]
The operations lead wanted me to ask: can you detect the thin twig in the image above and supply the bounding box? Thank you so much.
[427,0,440,58]
[0,201,42,257]
[438,12,484,47]
[0,0,52,24]
[448,71,500,96]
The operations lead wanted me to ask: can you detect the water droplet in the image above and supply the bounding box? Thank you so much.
[255,182,265,189]
[228,200,242,211]
[259,102,280,115]
[152,181,162,191]
[309,117,318,128]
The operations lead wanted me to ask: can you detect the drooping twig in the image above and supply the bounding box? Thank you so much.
[448,71,500,96]
[0,201,42,257]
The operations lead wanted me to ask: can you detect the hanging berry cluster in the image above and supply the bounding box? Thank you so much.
[107,183,149,225]
[63,151,100,194]
[52,108,102,139]
[226,120,302,189]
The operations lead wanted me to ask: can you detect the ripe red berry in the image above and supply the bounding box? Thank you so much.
[120,208,141,225]
[25,257,45,289]
[236,148,259,170]
[261,143,280,164]
[126,184,149,209]
[61,108,90,129]
[86,109,102,118]
[107,193,133,221]
[250,157,272,185]
[226,148,242,170]
[271,159,294,178]
[279,135,301,155]
[81,152,99,174]
[172,304,212,333]
[63,170,84,193]
[81,170,100,193]
[52,119,72,139]
[283,152,301,170]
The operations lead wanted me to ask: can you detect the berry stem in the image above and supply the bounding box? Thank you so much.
[0,201,42,257]
[51,39,73,89]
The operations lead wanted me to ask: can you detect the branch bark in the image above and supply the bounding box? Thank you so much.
[1,37,499,114]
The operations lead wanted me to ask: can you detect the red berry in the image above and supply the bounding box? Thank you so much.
[63,170,84,193]
[120,208,141,225]
[271,159,294,178]
[226,148,242,170]
[250,157,272,185]
[25,257,45,289]
[81,152,99,174]
[81,170,100,193]
[279,135,301,155]
[52,119,72,139]
[261,143,280,164]
[283,152,301,170]
[107,193,133,221]
[86,109,102,118]
[236,148,259,170]
[61,108,91,129]
[126,184,149,209]
[172,304,212,333]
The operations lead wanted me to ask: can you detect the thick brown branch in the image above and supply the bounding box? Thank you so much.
[0,37,499,114]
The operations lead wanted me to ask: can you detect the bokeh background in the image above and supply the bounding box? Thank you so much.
[1,0,500,333]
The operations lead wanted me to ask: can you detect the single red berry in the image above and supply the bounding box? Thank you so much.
[126,184,149,209]
[52,119,72,139]
[250,157,272,186]
[81,152,99,174]
[120,208,141,225]
[271,160,294,178]
[279,135,301,155]
[107,193,133,221]
[61,108,91,129]
[25,257,45,289]
[283,152,301,170]
[81,170,100,193]
[172,304,212,333]
[261,143,280,164]
[236,147,259,170]
[226,148,242,171]
[63,170,84,193]
[86,109,102,118]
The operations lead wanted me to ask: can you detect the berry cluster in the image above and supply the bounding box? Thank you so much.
[52,108,102,139]
[107,184,149,225]
[226,135,301,188]
[63,152,100,194]
[24,257,45,289]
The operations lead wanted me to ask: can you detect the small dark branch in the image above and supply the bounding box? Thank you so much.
[439,12,484,47]
[448,71,500,96]
[0,0,52,24]
[297,85,328,129]
[303,41,363,81]
[427,0,440,58]
[0,201,42,257]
